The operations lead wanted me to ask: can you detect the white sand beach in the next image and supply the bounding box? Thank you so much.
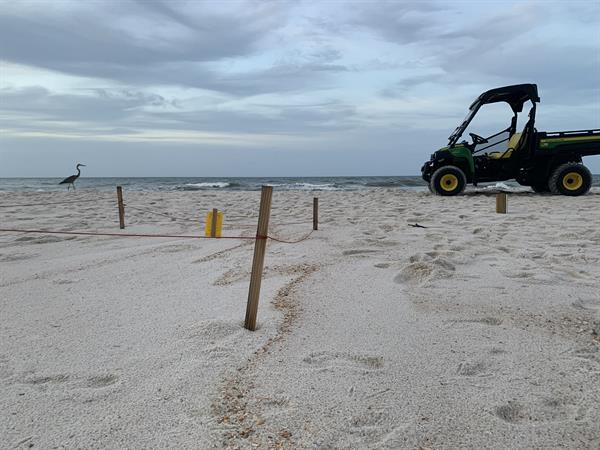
[1,188,599,449]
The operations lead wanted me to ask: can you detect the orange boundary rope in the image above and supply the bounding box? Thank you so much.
[0,228,260,240]
[267,229,315,244]
[0,227,316,243]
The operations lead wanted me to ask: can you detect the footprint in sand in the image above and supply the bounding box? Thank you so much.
[394,262,434,284]
[489,347,507,355]
[451,317,503,326]
[303,351,384,371]
[503,270,534,279]
[409,253,430,263]
[0,253,38,262]
[0,355,14,379]
[476,317,504,326]
[571,298,600,312]
[23,374,70,385]
[84,374,119,388]
[53,278,77,285]
[259,395,290,410]
[494,401,525,423]
[15,236,38,242]
[394,259,455,285]
[364,238,399,248]
[456,360,491,377]
[201,345,233,359]
[565,346,600,365]
[346,408,415,446]
[213,268,249,286]
[17,235,76,245]
[158,244,194,254]
[181,320,242,344]
[494,397,583,424]
[349,409,386,430]
[343,249,380,256]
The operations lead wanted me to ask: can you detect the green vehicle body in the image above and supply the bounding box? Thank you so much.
[538,135,600,151]
[435,145,474,177]
[421,84,600,193]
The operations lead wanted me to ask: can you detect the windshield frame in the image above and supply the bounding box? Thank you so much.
[448,100,482,146]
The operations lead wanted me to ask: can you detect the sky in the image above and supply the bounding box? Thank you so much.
[0,0,599,177]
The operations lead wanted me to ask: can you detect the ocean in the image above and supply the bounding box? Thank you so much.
[0,175,598,192]
[0,176,427,192]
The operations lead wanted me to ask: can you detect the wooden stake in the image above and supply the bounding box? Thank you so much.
[313,197,318,231]
[245,185,273,331]
[116,186,125,229]
[496,192,507,214]
[211,208,218,238]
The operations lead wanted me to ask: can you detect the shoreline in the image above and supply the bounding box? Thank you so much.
[2,175,599,195]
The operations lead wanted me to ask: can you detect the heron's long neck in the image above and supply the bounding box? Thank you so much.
[76,167,81,176]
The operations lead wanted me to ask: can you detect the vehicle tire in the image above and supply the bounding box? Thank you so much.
[548,163,592,196]
[531,182,550,193]
[430,166,467,196]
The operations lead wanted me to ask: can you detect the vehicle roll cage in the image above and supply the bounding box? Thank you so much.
[448,84,540,147]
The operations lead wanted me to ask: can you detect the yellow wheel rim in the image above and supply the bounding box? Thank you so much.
[440,174,459,192]
[562,172,583,191]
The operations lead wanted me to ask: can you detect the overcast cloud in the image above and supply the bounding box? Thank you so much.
[1,0,599,176]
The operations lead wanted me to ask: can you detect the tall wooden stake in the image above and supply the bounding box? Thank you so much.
[245,185,273,331]
[211,208,218,238]
[313,197,318,231]
[496,192,507,214]
[116,186,125,229]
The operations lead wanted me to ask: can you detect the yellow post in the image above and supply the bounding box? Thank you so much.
[205,210,223,237]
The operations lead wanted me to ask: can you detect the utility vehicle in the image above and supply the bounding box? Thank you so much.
[421,84,600,196]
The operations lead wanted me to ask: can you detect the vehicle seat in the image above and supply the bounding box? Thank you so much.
[488,132,522,159]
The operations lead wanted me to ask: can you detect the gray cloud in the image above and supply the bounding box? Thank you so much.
[439,3,537,43]
[377,2,599,105]
[352,0,448,44]
[0,0,322,96]
[380,73,445,98]
[430,40,600,107]
[0,85,359,136]
[0,86,170,122]
[0,0,282,65]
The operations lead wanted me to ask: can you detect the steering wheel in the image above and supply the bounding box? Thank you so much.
[469,133,488,145]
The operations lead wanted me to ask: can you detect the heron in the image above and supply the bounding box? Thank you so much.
[59,163,86,190]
